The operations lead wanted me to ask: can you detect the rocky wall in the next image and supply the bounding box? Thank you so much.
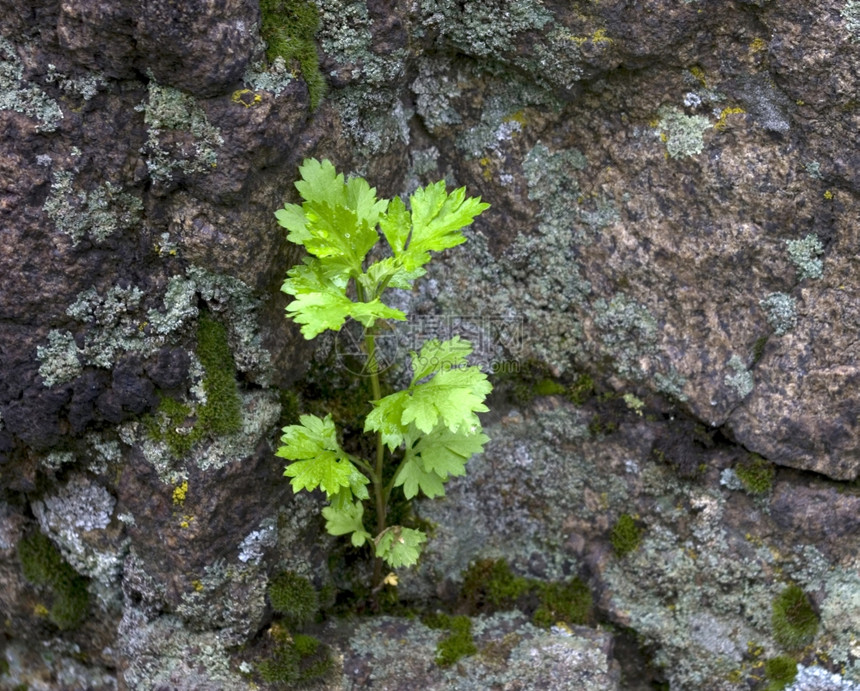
[0,0,858,688]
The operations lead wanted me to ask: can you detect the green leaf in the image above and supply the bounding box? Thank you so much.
[277,158,388,278]
[408,426,489,480]
[278,414,361,500]
[400,181,490,272]
[282,258,405,338]
[400,366,492,434]
[374,526,427,568]
[379,195,411,255]
[410,336,473,384]
[364,390,409,450]
[322,501,372,547]
[394,457,446,499]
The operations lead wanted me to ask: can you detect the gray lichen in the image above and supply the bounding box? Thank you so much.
[137,80,224,182]
[0,37,63,131]
[724,354,754,399]
[656,105,712,158]
[843,1,860,41]
[37,330,82,387]
[43,169,143,245]
[760,292,798,336]
[786,234,824,281]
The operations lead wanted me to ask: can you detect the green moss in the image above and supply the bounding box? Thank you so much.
[268,571,319,627]
[196,313,242,436]
[567,373,595,405]
[611,514,642,557]
[764,655,798,691]
[145,313,241,456]
[772,584,819,650]
[260,0,326,109]
[735,454,775,495]
[258,631,333,685]
[533,578,593,628]
[422,613,477,667]
[460,559,593,630]
[461,558,531,611]
[17,531,90,630]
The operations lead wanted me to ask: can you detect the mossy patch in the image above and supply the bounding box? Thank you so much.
[611,513,642,557]
[764,655,798,691]
[422,612,478,667]
[460,558,593,628]
[260,0,326,109]
[145,312,241,457]
[735,454,775,495]
[268,571,320,628]
[257,626,334,686]
[17,531,89,630]
[771,584,819,650]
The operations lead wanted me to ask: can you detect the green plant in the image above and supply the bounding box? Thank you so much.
[17,531,89,630]
[771,584,819,650]
[268,571,320,627]
[735,454,775,495]
[611,513,642,557]
[260,0,327,109]
[275,159,491,589]
[764,655,798,691]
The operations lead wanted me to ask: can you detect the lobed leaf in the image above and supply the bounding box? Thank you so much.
[322,501,372,547]
[374,526,427,568]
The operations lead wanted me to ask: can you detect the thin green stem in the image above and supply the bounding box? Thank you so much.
[364,325,388,592]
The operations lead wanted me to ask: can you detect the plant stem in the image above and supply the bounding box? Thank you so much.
[364,326,387,592]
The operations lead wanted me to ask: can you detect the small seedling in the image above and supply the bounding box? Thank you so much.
[275,159,491,590]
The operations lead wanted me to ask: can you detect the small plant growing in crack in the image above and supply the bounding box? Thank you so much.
[275,159,491,592]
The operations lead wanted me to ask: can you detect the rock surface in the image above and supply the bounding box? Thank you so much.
[0,0,858,688]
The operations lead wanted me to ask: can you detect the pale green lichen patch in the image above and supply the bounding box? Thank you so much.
[43,170,143,245]
[591,293,658,381]
[842,1,860,41]
[759,292,797,336]
[244,56,294,96]
[137,80,224,182]
[37,330,82,387]
[0,37,63,131]
[44,63,107,101]
[786,234,824,280]
[656,105,712,158]
[724,354,754,399]
[66,284,147,368]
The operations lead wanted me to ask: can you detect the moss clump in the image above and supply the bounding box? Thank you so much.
[268,571,319,627]
[17,531,89,630]
[533,578,593,628]
[460,559,593,629]
[258,628,333,685]
[260,0,326,109]
[196,312,242,435]
[611,514,642,557]
[765,655,798,691]
[461,558,531,611]
[735,454,775,495]
[772,584,819,650]
[423,613,477,667]
[145,313,242,456]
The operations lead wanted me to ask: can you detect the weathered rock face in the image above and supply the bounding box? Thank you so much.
[1,0,858,688]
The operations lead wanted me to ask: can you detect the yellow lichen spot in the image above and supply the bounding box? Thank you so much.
[749,37,768,54]
[660,132,668,142]
[824,189,833,199]
[648,117,660,128]
[383,572,399,587]
[503,110,528,126]
[689,65,707,87]
[591,28,613,44]
[478,157,493,182]
[192,579,204,592]
[34,603,49,617]
[172,481,188,506]
[179,514,195,529]
[715,106,746,130]
[796,99,805,106]
[231,88,262,108]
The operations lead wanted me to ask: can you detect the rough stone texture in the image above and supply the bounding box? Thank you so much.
[1,0,859,688]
